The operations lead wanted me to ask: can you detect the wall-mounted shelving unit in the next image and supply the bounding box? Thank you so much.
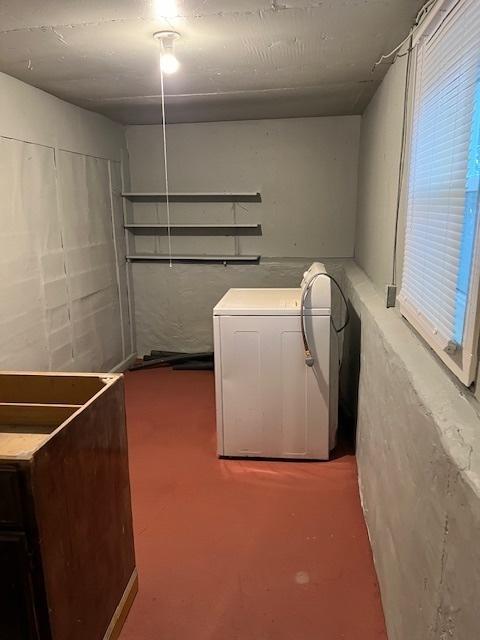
[122,192,262,203]
[124,223,261,235]
[126,255,260,263]
[121,191,262,264]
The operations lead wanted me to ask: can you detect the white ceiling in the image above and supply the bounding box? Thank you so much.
[0,0,425,124]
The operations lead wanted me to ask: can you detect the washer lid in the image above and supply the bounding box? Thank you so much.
[213,288,330,316]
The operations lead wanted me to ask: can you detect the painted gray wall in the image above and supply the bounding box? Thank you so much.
[126,116,361,354]
[0,71,132,372]
[342,261,480,640]
[131,258,345,357]
[355,57,408,292]
[351,51,480,638]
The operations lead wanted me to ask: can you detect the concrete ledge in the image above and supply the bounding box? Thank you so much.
[344,260,480,489]
[342,260,480,640]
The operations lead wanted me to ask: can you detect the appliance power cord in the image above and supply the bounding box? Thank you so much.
[301,272,350,367]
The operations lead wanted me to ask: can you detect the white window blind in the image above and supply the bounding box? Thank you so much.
[399,0,480,385]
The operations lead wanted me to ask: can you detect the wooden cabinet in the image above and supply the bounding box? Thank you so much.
[0,373,137,640]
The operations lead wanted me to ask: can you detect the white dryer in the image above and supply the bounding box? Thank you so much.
[213,263,339,460]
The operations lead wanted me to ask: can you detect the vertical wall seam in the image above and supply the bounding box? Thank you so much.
[108,160,126,360]
[120,151,136,354]
[53,146,75,367]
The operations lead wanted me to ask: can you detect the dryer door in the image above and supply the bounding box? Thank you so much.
[217,315,330,460]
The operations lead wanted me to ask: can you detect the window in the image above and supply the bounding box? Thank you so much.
[399,0,480,385]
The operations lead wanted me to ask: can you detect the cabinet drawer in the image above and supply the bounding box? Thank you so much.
[0,467,23,528]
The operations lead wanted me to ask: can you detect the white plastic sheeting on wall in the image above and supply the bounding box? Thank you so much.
[0,139,61,369]
[0,71,133,373]
[56,152,123,371]
[0,139,131,372]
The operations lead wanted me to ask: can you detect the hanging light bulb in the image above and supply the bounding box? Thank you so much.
[154,31,181,75]
[160,51,180,74]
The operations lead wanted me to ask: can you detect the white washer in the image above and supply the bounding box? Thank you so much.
[213,263,338,460]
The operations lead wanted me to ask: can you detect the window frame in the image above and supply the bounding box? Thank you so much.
[398,0,480,386]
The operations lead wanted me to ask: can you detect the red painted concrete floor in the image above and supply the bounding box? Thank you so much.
[120,368,387,640]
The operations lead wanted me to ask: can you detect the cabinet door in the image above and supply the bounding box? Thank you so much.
[0,533,39,640]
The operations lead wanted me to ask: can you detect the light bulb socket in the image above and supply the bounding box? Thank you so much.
[153,30,181,50]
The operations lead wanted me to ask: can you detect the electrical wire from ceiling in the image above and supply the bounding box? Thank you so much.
[370,0,441,299]
[371,0,439,72]
[391,33,413,286]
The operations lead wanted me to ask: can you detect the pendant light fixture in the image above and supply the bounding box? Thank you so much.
[154,30,181,75]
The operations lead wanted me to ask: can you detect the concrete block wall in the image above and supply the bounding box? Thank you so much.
[341,262,480,640]
[349,21,480,635]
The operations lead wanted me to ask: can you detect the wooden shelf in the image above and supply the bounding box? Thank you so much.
[124,223,262,236]
[122,193,262,267]
[126,254,260,263]
[121,192,262,203]
[125,223,260,229]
